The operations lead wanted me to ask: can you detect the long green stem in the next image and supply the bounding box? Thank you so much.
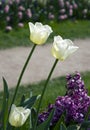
[11,44,36,105]
[34,59,58,130]
[7,44,36,130]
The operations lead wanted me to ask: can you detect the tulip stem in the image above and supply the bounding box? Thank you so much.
[9,44,36,114]
[34,59,58,130]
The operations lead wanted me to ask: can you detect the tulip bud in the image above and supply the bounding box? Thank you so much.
[9,104,30,127]
[51,36,79,61]
[28,22,53,45]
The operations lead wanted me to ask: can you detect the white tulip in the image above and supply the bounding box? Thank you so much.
[29,22,53,45]
[9,104,30,127]
[52,36,79,61]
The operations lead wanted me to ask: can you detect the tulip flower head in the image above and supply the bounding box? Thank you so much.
[52,36,79,61]
[29,22,53,45]
[9,104,30,127]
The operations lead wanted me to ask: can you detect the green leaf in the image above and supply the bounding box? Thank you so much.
[2,77,9,99]
[2,77,9,130]
[60,123,67,130]
[53,114,65,130]
[85,106,90,120]
[67,125,77,130]
[20,95,25,105]
[36,109,55,130]
[80,120,90,128]
[31,108,37,129]
[20,95,38,108]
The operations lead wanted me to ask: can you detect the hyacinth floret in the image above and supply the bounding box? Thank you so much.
[38,72,90,126]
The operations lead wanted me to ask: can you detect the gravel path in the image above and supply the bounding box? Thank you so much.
[0,39,90,91]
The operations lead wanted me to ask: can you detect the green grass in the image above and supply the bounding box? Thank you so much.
[49,20,90,39]
[0,71,90,111]
[0,24,30,49]
[0,20,90,49]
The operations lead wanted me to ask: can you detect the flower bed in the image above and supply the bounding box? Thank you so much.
[0,0,90,31]
[38,72,90,129]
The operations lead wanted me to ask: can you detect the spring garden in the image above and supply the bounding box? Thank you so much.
[0,0,90,130]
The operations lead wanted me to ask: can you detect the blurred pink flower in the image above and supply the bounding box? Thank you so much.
[69,9,73,16]
[5,26,12,31]
[64,14,68,19]
[6,16,10,22]
[73,3,78,9]
[65,1,70,8]
[59,14,67,20]
[58,0,64,8]
[26,9,32,18]
[18,11,23,19]
[15,0,20,4]
[59,9,66,14]
[8,0,13,5]
[69,5,73,9]
[48,13,55,20]
[4,5,9,13]
[18,23,24,28]
[18,5,25,11]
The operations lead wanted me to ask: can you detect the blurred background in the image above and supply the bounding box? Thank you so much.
[0,0,90,29]
[0,0,90,48]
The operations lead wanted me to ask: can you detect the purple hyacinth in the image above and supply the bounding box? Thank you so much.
[38,72,90,127]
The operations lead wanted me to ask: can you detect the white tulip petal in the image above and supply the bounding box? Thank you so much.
[44,25,53,34]
[52,36,79,61]
[67,46,79,54]
[58,40,68,50]
[28,22,35,34]
[62,46,79,60]
[64,39,74,46]
[52,46,64,61]
[53,42,59,51]
[9,104,30,127]
[35,22,43,28]
[29,22,52,44]
[54,35,63,43]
